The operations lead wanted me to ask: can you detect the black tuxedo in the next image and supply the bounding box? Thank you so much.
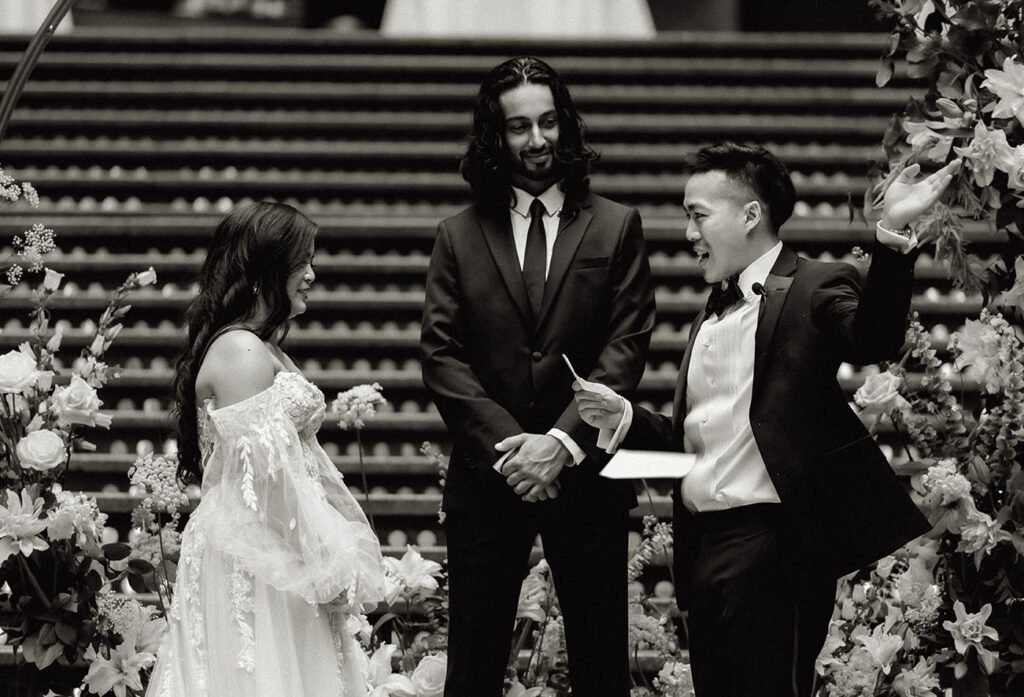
[421,192,655,697]
[624,242,930,696]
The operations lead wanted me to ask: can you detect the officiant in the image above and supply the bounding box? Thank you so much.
[574,142,959,697]
[420,56,656,697]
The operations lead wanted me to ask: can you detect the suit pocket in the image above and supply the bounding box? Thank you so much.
[569,256,609,270]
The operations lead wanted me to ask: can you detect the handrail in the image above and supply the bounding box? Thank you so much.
[0,0,78,145]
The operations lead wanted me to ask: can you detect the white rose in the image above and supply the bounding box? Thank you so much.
[51,375,112,428]
[410,653,446,697]
[853,371,907,417]
[0,349,38,394]
[17,429,68,471]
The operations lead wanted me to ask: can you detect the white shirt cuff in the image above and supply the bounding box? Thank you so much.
[597,397,632,453]
[876,221,917,254]
[549,428,585,466]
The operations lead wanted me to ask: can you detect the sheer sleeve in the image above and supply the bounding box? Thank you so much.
[200,385,385,607]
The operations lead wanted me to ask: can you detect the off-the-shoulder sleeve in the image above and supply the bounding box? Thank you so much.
[201,385,384,607]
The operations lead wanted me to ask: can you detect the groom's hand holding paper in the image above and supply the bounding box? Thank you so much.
[568,353,694,479]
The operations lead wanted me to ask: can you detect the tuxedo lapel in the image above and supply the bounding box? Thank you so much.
[478,213,534,327]
[753,245,798,391]
[671,312,705,433]
[533,202,593,333]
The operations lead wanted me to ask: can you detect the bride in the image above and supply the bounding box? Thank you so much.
[147,201,385,696]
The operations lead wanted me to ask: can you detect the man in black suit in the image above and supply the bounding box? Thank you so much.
[573,143,960,697]
[420,57,655,697]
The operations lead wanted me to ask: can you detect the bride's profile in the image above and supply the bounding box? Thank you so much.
[147,201,385,696]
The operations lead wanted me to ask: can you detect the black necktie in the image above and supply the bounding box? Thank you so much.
[523,198,547,319]
[704,276,743,317]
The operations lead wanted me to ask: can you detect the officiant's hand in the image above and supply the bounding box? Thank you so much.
[880,158,962,231]
[572,380,625,430]
[495,433,567,502]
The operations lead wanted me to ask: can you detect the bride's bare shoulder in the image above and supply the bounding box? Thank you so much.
[195,330,277,408]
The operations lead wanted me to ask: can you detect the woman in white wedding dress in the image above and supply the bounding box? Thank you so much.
[147,201,385,696]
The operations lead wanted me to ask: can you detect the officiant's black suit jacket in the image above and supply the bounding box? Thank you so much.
[624,242,930,606]
[421,192,656,512]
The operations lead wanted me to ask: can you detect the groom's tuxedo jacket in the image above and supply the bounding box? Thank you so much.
[421,192,656,512]
[624,242,930,603]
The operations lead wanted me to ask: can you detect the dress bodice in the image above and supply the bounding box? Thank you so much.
[198,372,325,459]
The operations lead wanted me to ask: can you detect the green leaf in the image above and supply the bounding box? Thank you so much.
[908,55,940,78]
[102,542,132,561]
[877,59,895,87]
[128,558,155,574]
[54,622,76,646]
[950,5,991,32]
[127,572,147,594]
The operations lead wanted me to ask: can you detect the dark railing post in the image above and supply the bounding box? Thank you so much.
[0,0,79,145]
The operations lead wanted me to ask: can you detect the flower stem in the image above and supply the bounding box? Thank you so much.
[355,429,376,531]
[156,512,174,611]
[17,555,52,612]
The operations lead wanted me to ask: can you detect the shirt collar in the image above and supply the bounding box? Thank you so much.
[510,183,565,219]
[737,241,783,301]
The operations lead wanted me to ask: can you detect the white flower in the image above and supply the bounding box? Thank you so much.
[41,268,63,291]
[410,653,446,697]
[333,382,386,430]
[0,348,38,394]
[982,56,1024,126]
[46,490,107,553]
[952,311,1017,394]
[383,546,442,600]
[855,624,904,674]
[1001,144,1024,192]
[854,370,909,418]
[16,429,68,472]
[51,374,113,428]
[83,643,156,697]
[953,121,1014,187]
[904,119,955,162]
[0,488,49,564]
[366,643,415,697]
[135,267,157,287]
[956,507,1012,566]
[892,656,940,697]
[942,601,999,673]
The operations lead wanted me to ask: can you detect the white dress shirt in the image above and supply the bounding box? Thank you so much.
[678,243,783,511]
[496,184,585,467]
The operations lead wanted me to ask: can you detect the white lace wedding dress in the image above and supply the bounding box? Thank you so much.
[148,371,385,697]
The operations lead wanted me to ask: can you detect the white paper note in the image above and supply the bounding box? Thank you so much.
[599,449,695,479]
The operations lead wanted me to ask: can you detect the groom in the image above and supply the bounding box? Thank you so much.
[420,57,655,696]
[574,142,959,697]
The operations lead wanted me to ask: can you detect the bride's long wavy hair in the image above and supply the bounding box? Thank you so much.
[172,201,318,485]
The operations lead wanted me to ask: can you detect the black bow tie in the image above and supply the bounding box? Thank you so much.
[704,276,744,317]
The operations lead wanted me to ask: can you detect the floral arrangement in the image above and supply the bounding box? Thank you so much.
[822,309,1023,696]
[816,4,1024,693]
[1,163,160,694]
[871,0,1024,311]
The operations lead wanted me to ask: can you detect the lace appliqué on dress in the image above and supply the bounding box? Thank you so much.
[181,523,208,691]
[230,558,256,673]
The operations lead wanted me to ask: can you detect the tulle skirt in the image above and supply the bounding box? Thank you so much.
[146,501,369,697]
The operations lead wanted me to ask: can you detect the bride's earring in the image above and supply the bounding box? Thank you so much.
[251,282,259,296]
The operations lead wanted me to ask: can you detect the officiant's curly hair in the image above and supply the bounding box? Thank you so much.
[171,201,318,485]
[461,56,598,216]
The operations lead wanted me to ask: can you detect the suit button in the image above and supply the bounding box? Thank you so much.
[528,401,536,408]
[532,351,543,361]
